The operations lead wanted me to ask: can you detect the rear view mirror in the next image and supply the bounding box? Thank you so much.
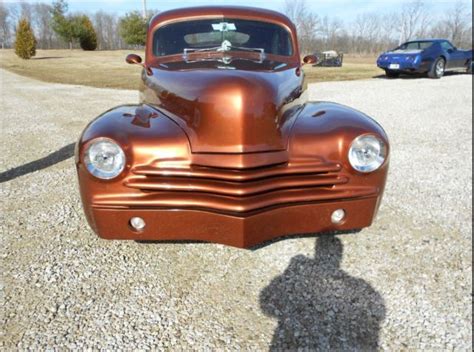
[302,55,317,65]
[126,54,143,65]
[126,54,152,76]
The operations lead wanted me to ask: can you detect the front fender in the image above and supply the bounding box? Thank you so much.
[289,101,389,198]
[290,102,389,159]
[76,104,191,171]
[75,104,191,229]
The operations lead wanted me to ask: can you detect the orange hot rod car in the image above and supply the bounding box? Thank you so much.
[75,6,389,248]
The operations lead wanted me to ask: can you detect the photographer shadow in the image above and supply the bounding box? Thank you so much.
[260,235,385,351]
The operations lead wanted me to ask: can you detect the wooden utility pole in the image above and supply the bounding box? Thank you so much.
[142,0,148,20]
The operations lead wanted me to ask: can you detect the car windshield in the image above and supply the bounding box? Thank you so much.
[153,18,293,60]
[396,41,433,51]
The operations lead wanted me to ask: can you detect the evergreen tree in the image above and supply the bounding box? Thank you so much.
[51,0,74,49]
[119,12,147,46]
[73,15,97,50]
[51,1,97,51]
[14,18,36,59]
[81,16,97,50]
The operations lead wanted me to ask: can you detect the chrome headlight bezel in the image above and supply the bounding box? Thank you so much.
[83,137,126,180]
[348,134,387,173]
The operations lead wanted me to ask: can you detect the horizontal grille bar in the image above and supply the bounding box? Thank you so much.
[93,186,377,214]
[97,160,375,215]
[131,161,342,182]
[124,174,349,197]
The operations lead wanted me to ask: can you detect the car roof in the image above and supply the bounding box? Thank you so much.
[404,39,447,43]
[149,6,294,30]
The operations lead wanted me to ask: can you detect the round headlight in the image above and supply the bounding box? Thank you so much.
[84,138,125,179]
[348,135,387,173]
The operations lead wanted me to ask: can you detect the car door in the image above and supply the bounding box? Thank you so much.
[440,41,465,68]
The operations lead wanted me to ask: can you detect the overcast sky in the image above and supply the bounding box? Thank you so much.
[5,0,473,21]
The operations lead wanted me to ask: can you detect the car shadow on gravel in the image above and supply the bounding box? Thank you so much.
[31,56,65,60]
[373,71,469,79]
[0,143,75,183]
[260,234,386,350]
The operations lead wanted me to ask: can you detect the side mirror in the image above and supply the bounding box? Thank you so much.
[126,54,152,75]
[126,53,143,65]
[302,55,317,65]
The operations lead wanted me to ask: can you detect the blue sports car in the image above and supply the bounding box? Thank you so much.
[377,39,472,78]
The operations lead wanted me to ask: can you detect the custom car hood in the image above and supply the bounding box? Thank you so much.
[141,64,302,154]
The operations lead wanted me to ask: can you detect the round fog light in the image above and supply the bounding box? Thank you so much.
[331,209,346,224]
[130,217,146,231]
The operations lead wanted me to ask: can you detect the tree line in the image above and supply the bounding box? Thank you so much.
[1,0,472,56]
[0,0,150,53]
[286,0,472,54]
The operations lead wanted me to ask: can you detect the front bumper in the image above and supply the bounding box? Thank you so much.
[377,58,430,73]
[79,158,386,248]
[88,196,381,248]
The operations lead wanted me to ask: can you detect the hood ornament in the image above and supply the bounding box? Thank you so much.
[219,40,232,52]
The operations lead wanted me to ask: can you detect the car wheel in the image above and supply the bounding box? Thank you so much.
[385,70,400,78]
[428,58,445,79]
[467,60,473,74]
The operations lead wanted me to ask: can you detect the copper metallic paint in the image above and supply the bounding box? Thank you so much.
[126,54,142,64]
[126,53,152,76]
[76,6,389,248]
[303,55,318,65]
[140,65,303,153]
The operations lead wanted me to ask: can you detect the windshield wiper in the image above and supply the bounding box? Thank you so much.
[183,40,266,64]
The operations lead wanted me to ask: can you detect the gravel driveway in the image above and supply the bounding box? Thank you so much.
[1,69,472,350]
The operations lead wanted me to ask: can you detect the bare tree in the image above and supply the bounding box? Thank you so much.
[283,0,320,54]
[19,2,33,23]
[429,1,472,48]
[6,3,20,41]
[33,3,54,49]
[93,11,122,50]
[352,13,384,54]
[380,12,400,49]
[0,3,11,48]
[398,0,428,43]
[320,16,343,50]
[415,9,431,38]
[94,11,109,50]
[443,1,471,46]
